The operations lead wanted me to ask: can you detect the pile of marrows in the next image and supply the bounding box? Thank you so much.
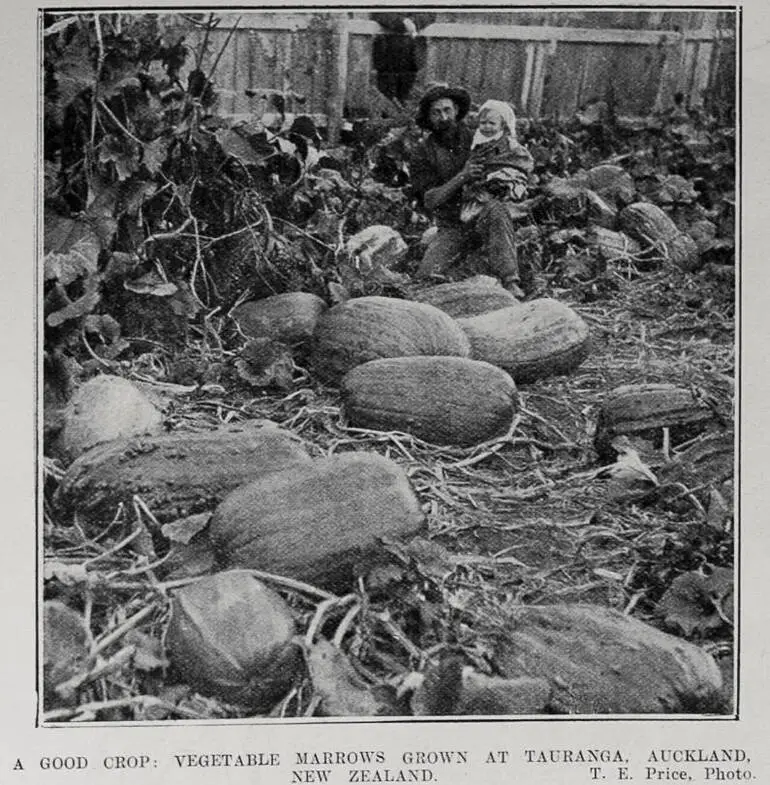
[43,211,734,718]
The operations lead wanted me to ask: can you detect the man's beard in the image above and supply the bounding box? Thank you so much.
[433,120,455,133]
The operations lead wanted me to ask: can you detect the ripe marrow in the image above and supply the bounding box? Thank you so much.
[457,299,590,384]
[342,356,518,447]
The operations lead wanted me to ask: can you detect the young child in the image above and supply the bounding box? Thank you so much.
[460,99,534,224]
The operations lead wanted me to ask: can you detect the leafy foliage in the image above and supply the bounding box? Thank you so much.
[44,12,424,366]
[658,567,734,637]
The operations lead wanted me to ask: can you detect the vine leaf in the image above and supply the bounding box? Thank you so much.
[44,602,91,707]
[100,72,143,101]
[124,271,178,296]
[46,287,102,328]
[303,638,382,717]
[236,338,294,390]
[161,513,212,546]
[124,630,168,672]
[120,179,159,216]
[44,161,61,201]
[85,179,120,247]
[44,212,102,287]
[53,34,96,112]
[168,282,202,318]
[99,134,141,181]
[44,238,100,286]
[44,561,88,586]
[658,567,734,637]
[143,137,171,175]
[83,313,121,344]
[103,251,141,282]
[45,213,99,255]
[215,129,274,167]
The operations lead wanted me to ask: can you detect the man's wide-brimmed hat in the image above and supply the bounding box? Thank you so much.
[416,83,472,129]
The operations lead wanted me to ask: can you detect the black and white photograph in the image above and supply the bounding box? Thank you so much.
[37,6,741,728]
[5,0,769,779]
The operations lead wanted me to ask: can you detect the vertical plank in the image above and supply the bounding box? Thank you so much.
[248,29,276,110]
[287,28,301,110]
[246,31,257,114]
[273,28,286,110]
[279,29,296,112]
[691,42,713,106]
[654,33,687,111]
[475,43,486,97]
[293,28,313,113]
[520,42,536,113]
[610,43,665,115]
[232,28,251,114]
[710,13,736,113]
[493,40,516,106]
[431,39,449,84]
[306,24,325,115]
[450,38,470,94]
[486,42,507,104]
[459,37,473,89]
[283,26,295,110]
[540,41,577,118]
[210,28,237,115]
[680,41,698,106]
[474,40,492,99]
[317,25,332,115]
[303,26,321,114]
[463,40,485,100]
[576,46,593,107]
[318,24,333,115]
[420,37,439,93]
[690,13,717,106]
[507,43,529,109]
[327,15,349,143]
[345,34,372,114]
[706,34,722,103]
[444,38,465,88]
[270,31,281,92]
[528,41,549,117]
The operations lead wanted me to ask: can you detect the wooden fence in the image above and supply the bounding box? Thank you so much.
[189,10,736,137]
